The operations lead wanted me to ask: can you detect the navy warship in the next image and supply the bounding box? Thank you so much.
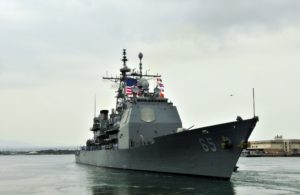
[75,49,259,180]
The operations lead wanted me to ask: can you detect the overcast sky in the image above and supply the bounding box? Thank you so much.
[1,0,300,146]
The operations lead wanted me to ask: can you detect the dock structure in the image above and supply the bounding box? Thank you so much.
[243,135,300,156]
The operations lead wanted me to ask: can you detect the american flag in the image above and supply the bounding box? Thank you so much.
[125,78,137,95]
[126,86,133,95]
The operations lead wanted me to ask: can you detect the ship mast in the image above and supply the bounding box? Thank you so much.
[102,49,162,113]
[139,52,143,78]
[102,49,161,85]
[120,49,131,96]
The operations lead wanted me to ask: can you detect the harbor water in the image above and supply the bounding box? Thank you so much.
[0,155,299,194]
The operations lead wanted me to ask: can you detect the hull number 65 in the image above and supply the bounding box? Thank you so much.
[199,138,217,152]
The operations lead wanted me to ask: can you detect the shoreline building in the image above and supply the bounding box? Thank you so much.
[245,135,300,156]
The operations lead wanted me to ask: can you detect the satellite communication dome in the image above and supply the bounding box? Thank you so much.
[137,78,149,89]
[132,86,139,94]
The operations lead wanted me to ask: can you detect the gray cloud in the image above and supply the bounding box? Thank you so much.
[1,0,300,145]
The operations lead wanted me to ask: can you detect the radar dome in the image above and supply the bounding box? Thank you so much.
[132,86,139,94]
[137,78,149,89]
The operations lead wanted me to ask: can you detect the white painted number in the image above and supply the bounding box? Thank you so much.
[206,138,217,152]
[199,138,209,152]
[199,138,217,152]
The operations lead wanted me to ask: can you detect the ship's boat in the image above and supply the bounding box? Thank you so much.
[75,49,259,180]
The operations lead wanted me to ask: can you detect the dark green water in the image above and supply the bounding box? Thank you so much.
[0,155,299,194]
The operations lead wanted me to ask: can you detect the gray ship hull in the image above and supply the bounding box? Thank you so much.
[76,117,258,179]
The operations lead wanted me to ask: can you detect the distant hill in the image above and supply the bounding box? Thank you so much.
[0,139,37,150]
[0,140,78,151]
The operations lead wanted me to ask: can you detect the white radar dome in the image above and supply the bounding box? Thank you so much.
[137,78,149,89]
